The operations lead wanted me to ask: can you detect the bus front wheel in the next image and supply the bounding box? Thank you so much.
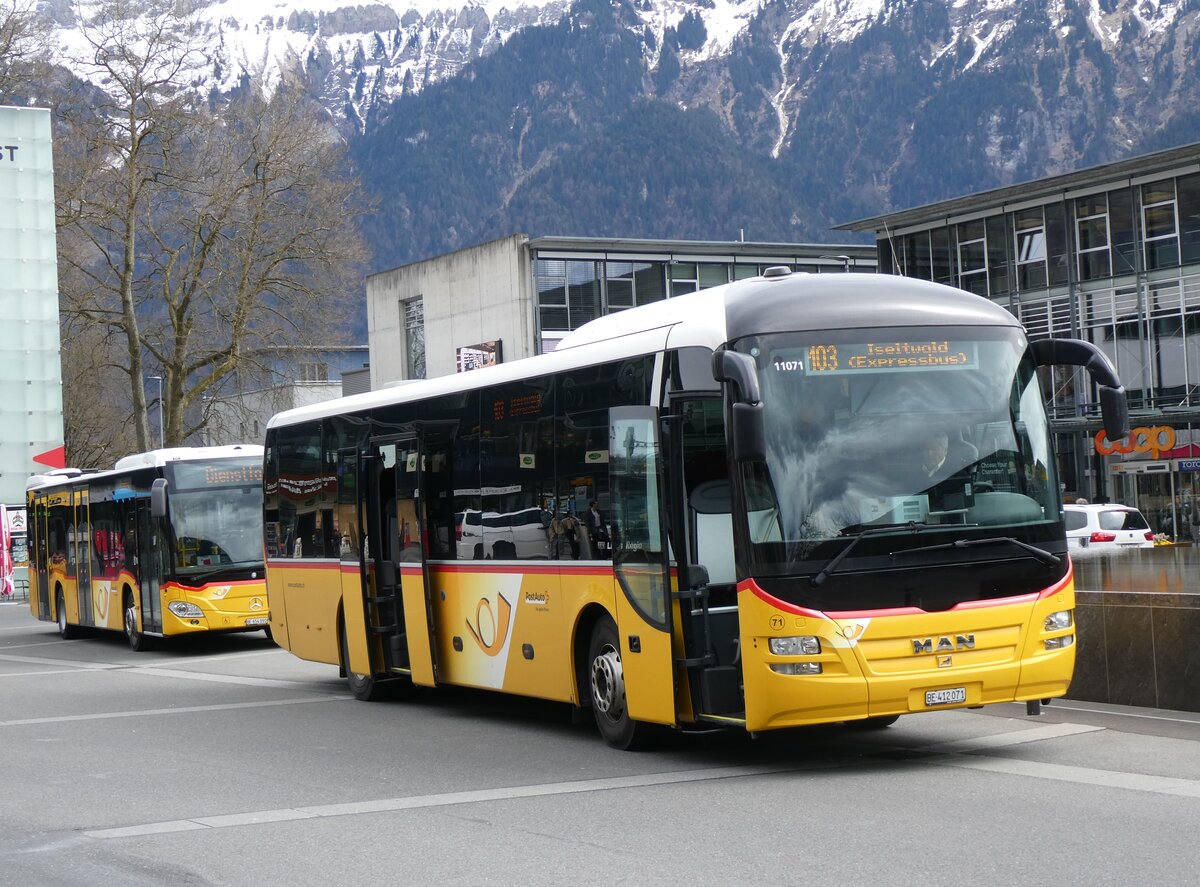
[56,589,78,640]
[123,591,153,652]
[588,617,648,750]
[340,620,385,701]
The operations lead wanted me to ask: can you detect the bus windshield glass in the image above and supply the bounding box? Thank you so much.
[165,458,265,573]
[734,325,1061,576]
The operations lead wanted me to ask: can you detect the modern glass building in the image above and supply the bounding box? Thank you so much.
[0,106,65,505]
[838,142,1200,539]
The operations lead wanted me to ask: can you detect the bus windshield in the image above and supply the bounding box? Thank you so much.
[165,458,264,574]
[734,325,1062,577]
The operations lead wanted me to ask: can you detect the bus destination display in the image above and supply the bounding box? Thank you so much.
[775,341,979,376]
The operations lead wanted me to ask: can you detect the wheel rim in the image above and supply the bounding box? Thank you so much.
[124,600,137,639]
[590,642,625,722]
[57,598,66,633]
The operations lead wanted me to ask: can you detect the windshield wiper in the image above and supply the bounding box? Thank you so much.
[811,522,940,587]
[890,536,1060,567]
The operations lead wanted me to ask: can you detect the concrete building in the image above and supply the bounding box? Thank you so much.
[203,346,369,446]
[838,142,1200,538]
[0,106,65,504]
[365,235,876,387]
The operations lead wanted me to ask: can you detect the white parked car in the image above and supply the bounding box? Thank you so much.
[1063,503,1155,551]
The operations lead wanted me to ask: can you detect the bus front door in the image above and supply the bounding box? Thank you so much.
[134,499,164,634]
[609,407,677,726]
[361,436,438,686]
[33,500,50,620]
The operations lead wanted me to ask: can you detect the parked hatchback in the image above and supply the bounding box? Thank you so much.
[1063,503,1155,551]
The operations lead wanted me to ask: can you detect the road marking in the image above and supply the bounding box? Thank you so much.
[931,755,1200,798]
[1049,701,1200,726]
[129,666,329,690]
[0,694,350,728]
[925,721,1103,753]
[83,718,1200,841]
[84,765,806,839]
[0,652,121,670]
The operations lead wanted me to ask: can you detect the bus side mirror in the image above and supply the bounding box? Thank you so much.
[150,478,168,518]
[731,403,766,463]
[712,350,761,405]
[713,351,766,462]
[1030,338,1129,442]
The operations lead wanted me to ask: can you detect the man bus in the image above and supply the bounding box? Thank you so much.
[27,446,268,650]
[263,270,1127,748]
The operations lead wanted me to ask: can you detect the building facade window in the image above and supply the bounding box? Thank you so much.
[1179,173,1200,264]
[1013,208,1048,292]
[299,362,329,382]
[1142,180,1179,271]
[669,262,699,296]
[1076,195,1111,281]
[537,260,601,332]
[404,298,426,380]
[956,220,988,295]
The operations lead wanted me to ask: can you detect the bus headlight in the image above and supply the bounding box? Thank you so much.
[168,601,204,618]
[1044,610,1073,631]
[770,662,823,675]
[1044,635,1075,650]
[768,636,821,656]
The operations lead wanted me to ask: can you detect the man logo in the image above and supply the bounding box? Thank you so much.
[912,635,975,655]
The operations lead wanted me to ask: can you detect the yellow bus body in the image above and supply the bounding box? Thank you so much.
[268,557,1073,731]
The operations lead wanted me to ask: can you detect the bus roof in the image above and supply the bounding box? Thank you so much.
[268,271,1021,431]
[26,445,264,493]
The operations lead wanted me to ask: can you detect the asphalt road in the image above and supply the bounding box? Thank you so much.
[3,600,1199,886]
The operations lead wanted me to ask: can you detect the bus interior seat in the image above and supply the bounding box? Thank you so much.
[689,480,736,586]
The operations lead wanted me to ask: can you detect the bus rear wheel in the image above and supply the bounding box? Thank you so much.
[56,589,78,640]
[588,617,648,750]
[123,590,153,652]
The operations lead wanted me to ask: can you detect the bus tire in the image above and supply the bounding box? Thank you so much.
[340,619,385,701]
[588,617,648,750]
[56,588,78,640]
[123,590,153,652]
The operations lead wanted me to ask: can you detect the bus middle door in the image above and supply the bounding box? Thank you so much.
[360,437,438,686]
[608,406,676,727]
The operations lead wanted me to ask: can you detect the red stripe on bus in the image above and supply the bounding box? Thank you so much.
[269,559,614,578]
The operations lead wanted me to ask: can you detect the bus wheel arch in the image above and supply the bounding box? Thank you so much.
[55,585,78,640]
[582,611,650,750]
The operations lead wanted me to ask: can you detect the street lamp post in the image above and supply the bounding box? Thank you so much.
[149,375,164,449]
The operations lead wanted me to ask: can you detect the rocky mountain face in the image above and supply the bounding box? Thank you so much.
[47,0,1200,269]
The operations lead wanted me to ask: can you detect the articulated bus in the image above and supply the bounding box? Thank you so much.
[263,270,1127,748]
[27,446,269,650]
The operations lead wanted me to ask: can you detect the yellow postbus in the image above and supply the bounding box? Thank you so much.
[27,446,268,650]
[263,270,1128,748]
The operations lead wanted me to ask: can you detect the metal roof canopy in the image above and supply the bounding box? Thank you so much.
[836,142,1200,234]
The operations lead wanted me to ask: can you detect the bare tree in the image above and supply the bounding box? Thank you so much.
[0,0,51,102]
[56,0,369,452]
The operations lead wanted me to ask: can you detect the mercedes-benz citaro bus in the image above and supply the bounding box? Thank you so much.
[27,446,268,650]
[262,269,1128,748]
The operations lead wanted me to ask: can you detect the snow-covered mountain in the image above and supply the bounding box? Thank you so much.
[41,0,1200,267]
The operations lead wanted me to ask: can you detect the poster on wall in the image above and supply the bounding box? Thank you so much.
[456,340,502,373]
